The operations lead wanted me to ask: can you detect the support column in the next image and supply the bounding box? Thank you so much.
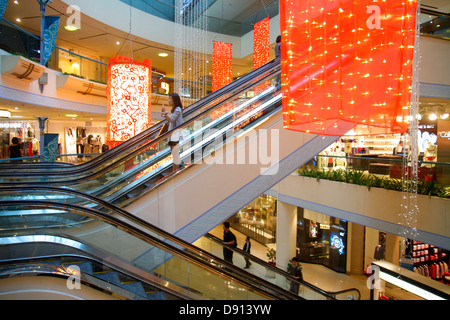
[276,201,297,271]
[385,233,401,265]
[348,222,365,275]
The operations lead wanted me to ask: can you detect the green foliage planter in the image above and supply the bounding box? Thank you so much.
[297,168,450,198]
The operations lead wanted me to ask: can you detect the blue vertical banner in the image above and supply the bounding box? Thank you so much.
[43,15,60,65]
[0,0,8,21]
[43,133,59,162]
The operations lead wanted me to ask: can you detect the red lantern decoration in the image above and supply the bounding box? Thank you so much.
[280,0,418,136]
[106,56,152,148]
[253,17,270,69]
[212,41,233,92]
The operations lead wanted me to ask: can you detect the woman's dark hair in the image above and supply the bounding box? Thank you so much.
[170,93,183,113]
[11,137,19,144]
[276,35,281,43]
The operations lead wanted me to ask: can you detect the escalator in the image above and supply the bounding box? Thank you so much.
[0,187,302,300]
[0,61,343,244]
[0,186,359,300]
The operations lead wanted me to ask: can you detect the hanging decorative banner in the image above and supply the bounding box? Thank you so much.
[280,0,418,136]
[212,40,233,92]
[253,17,270,69]
[0,0,8,21]
[106,56,152,149]
[43,15,60,65]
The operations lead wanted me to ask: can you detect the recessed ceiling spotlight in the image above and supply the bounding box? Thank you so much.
[14,0,19,4]
[16,18,21,22]
[64,25,79,31]
[158,52,169,57]
[65,114,78,118]
[116,41,120,45]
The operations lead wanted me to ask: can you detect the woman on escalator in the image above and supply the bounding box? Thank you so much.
[161,93,183,174]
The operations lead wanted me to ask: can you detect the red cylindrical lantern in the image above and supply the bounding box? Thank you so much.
[280,0,418,136]
[253,17,270,69]
[212,41,233,92]
[106,56,152,148]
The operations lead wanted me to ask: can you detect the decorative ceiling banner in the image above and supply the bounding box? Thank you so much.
[280,0,418,136]
[43,16,60,65]
[212,40,233,92]
[253,17,270,69]
[106,56,152,149]
[0,0,8,21]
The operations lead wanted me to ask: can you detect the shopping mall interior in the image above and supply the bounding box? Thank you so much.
[0,0,449,302]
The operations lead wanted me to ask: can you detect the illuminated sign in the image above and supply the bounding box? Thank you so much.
[331,234,345,255]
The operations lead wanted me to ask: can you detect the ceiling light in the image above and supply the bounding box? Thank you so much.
[441,113,449,120]
[0,110,11,118]
[64,25,79,31]
[158,52,169,57]
[116,41,120,45]
[65,114,78,118]
[428,113,437,121]
[14,0,19,4]
[16,18,21,22]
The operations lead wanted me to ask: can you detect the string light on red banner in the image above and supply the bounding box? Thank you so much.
[253,17,270,69]
[106,56,152,148]
[280,0,418,136]
[212,40,233,92]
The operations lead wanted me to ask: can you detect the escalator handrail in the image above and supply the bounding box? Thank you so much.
[0,60,280,174]
[0,67,282,186]
[0,196,301,300]
[205,233,361,299]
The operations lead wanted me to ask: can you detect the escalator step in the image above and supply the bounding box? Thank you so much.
[121,281,146,297]
[94,271,121,287]
[146,291,168,300]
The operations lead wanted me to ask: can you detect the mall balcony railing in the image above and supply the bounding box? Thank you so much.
[0,17,211,99]
[298,154,450,198]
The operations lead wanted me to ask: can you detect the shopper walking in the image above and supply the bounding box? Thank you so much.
[161,93,183,174]
[289,257,303,295]
[222,222,237,264]
[243,236,252,269]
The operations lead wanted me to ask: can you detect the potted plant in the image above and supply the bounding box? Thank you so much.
[266,248,276,278]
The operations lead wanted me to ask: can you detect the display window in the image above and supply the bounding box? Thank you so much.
[297,208,348,273]
[0,120,39,161]
[231,194,277,245]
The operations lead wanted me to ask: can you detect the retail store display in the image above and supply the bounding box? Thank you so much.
[406,240,449,284]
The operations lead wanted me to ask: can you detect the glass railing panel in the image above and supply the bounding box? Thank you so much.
[0,201,279,300]
[298,154,450,198]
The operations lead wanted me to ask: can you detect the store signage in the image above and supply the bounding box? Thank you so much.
[439,131,450,140]
[0,122,22,129]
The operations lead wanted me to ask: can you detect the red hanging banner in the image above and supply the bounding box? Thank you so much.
[253,17,270,69]
[106,56,152,148]
[280,0,418,136]
[212,41,233,92]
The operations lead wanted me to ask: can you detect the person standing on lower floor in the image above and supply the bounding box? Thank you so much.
[243,236,251,269]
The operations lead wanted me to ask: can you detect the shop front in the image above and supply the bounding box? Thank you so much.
[296,208,348,273]
[0,120,40,160]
